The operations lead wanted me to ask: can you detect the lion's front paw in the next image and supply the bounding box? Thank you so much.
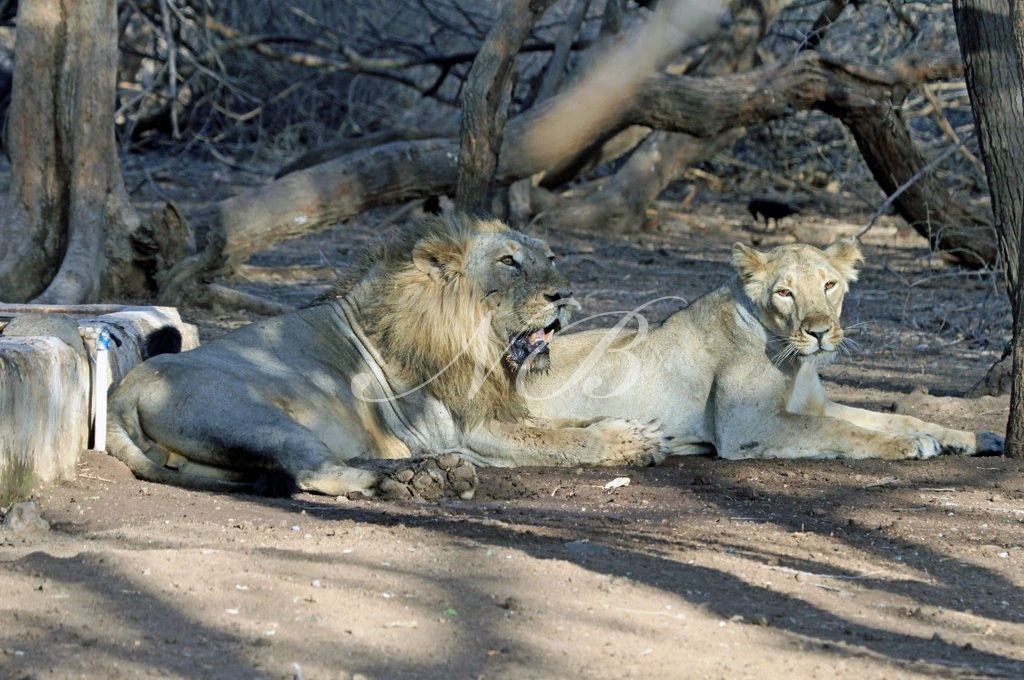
[588,418,669,466]
[376,453,477,502]
[901,434,941,460]
[974,431,1005,456]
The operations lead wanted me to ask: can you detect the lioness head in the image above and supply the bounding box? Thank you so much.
[732,238,863,364]
[358,214,574,424]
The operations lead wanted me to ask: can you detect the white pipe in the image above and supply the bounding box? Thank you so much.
[91,328,111,451]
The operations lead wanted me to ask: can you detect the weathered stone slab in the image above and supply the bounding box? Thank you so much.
[0,306,198,505]
[0,318,89,505]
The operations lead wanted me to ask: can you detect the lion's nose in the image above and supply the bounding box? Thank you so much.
[544,289,573,303]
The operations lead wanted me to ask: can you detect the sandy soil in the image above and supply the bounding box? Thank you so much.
[2,165,1023,679]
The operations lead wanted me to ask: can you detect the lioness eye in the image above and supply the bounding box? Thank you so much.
[824,280,837,291]
[499,255,519,268]
[775,289,792,298]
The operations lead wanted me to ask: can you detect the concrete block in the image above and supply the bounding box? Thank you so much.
[0,326,89,505]
[0,306,197,505]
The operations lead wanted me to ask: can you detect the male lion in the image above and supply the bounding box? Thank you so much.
[106,214,665,500]
[525,238,1004,460]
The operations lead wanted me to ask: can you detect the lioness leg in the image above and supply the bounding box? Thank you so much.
[781,363,1003,456]
[460,418,667,467]
[822,402,1003,455]
[718,412,941,460]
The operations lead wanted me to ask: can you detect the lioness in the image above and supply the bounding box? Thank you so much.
[525,238,1004,460]
[106,214,665,500]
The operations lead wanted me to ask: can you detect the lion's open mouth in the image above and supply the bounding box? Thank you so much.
[509,319,562,365]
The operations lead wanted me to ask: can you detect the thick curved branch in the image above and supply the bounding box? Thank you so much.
[617,51,965,139]
[208,49,990,268]
[503,49,993,264]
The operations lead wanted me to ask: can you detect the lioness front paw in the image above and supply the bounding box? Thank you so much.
[376,453,477,502]
[974,431,1005,456]
[588,418,669,466]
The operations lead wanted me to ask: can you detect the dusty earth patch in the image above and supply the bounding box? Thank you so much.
[2,161,1023,679]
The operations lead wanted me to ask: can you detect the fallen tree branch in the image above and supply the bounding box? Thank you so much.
[605,50,965,141]
[198,48,992,268]
[208,138,461,268]
[527,128,745,233]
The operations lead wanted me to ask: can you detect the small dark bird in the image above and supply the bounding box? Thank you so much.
[422,195,443,215]
[747,197,800,229]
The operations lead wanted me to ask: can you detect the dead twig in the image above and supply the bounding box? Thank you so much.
[857,134,971,239]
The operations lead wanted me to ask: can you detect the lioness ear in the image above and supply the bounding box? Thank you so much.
[412,236,465,283]
[731,242,767,282]
[825,237,864,282]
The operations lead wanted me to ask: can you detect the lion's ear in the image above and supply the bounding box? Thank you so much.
[412,236,465,283]
[731,242,767,282]
[825,237,864,282]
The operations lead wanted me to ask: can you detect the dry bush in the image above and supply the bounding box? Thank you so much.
[705,0,987,223]
[115,0,494,160]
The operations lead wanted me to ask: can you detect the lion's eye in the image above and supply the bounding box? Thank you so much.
[499,255,520,269]
[547,255,556,264]
[775,288,792,298]
[824,280,837,291]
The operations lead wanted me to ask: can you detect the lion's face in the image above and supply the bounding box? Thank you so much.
[732,238,863,364]
[462,226,574,373]
[406,216,574,376]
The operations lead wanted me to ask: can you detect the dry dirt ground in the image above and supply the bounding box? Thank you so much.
[2,158,1023,679]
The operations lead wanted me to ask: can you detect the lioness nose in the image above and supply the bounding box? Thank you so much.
[545,289,573,303]
[805,328,827,341]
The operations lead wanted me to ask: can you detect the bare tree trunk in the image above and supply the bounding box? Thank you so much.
[1009,0,1024,457]
[951,0,1024,403]
[455,0,555,213]
[953,0,1024,296]
[0,0,140,304]
[533,0,593,104]
[0,0,63,301]
[952,0,1024,453]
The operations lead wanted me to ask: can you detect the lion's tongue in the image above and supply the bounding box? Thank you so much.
[528,327,552,352]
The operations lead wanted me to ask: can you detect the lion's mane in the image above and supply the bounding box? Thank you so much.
[321,214,527,427]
